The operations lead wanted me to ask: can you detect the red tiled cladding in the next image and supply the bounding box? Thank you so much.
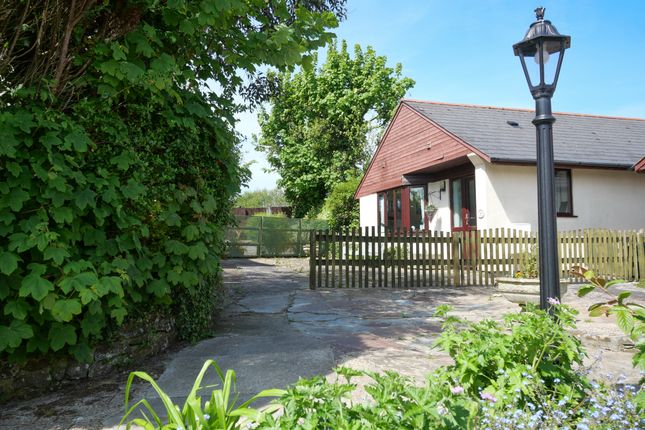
[355,104,470,198]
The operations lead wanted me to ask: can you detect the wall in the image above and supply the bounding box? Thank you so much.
[471,154,645,231]
[0,312,177,402]
[427,180,452,232]
[359,194,378,228]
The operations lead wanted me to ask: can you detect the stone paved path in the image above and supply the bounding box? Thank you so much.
[0,258,640,429]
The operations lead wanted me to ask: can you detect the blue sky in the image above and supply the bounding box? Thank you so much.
[237,0,645,191]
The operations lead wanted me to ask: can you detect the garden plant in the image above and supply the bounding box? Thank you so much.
[121,303,644,429]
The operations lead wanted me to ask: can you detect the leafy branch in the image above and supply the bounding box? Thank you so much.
[571,265,645,370]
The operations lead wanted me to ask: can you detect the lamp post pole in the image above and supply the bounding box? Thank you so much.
[513,7,571,310]
[534,95,560,309]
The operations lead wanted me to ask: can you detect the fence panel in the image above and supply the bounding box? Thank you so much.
[310,228,644,289]
[226,215,328,257]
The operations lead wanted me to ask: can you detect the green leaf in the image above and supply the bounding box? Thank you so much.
[110,307,128,324]
[0,251,20,275]
[6,162,22,177]
[50,206,74,224]
[65,131,91,152]
[44,246,70,265]
[6,188,30,212]
[110,152,134,170]
[70,342,94,363]
[202,195,217,213]
[120,62,145,81]
[111,43,127,60]
[75,189,97,210]
[577,285,596,297]
[78,287,99,305]
[122,179,145,200]
[81,313,104,337]
[182,225,200,241]
[19,273,54,300]
[49,323,77,351]
[4,300,29,320]
[163,211,182,227]
[0,131,18,157]
[51,299,83,322]
[0,320,34,351]
[147,279,170,297]
[610,306,635,336]
[188,242,208,260]
[98,276,123,296]
[165,240,189,255]
[617,291,632,303]
[588,305,610,317]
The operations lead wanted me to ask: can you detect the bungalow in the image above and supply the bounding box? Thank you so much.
[355,100,645,234]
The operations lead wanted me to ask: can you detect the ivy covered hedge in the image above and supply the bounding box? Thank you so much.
[0,0,342,362]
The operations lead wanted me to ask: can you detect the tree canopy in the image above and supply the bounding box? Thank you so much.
[235,188,288,208]
[0,0,344,361]
[257,40,414,217]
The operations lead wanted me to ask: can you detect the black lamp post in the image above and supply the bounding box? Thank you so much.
[513,7,571,310]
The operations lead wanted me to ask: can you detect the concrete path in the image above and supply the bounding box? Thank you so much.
[0,258,640,429]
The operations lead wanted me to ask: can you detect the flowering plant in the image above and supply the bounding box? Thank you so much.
[513,245,539,278]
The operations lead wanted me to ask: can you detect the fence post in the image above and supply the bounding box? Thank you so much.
[257,216,264,257]
[309,230,316,289]
[297,218,303,257]
[451,232,461,286]
[634,231,645,280]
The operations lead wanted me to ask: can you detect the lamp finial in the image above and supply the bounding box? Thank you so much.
[535,7,545,21]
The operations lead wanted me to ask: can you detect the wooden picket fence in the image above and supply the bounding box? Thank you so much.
[308,228,645,289]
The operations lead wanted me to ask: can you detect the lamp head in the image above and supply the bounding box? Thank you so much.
[513,7,571,98]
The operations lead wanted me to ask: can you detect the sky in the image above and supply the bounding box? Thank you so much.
[236,0,645,191]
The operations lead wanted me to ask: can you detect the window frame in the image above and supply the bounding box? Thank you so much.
[554,168,574,217]
[377,185,428,232]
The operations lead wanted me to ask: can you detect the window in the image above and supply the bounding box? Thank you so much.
[378,185,427,231]
[377,194,385,232]
[409,186,425,231]
[555,169,573,216]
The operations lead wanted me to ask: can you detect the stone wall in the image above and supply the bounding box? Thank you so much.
[0,312,177,403]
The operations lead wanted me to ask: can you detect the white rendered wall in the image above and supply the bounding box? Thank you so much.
[427,180,452,232]
[359,194,378,229]
[470,153,645,232]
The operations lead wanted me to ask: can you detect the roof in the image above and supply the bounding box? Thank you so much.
[402,100,645,169]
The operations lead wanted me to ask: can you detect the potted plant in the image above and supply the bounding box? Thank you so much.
[426,203,438,223]
[496,245,569,305]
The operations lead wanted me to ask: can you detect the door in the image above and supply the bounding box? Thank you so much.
[450,176,476,232]
[451,176,477,261]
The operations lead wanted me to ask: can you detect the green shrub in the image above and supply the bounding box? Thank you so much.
[321,176,362,230]
[0,1,340,362]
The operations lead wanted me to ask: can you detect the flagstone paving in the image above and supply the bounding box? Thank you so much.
[0,258,640,429]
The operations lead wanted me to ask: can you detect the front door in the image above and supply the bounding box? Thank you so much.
[450,176,477,232]
[451,176,477,260]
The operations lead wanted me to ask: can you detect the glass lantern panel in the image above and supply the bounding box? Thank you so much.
[520,44,542,88]
[542,40,563,86]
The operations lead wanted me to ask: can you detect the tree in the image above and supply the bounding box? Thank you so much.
[0,1,345,360]
[235,189,287,208]
[321,176,362,230]
[257,40,414,217]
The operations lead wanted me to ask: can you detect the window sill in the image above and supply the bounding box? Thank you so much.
[557,214,578,218]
